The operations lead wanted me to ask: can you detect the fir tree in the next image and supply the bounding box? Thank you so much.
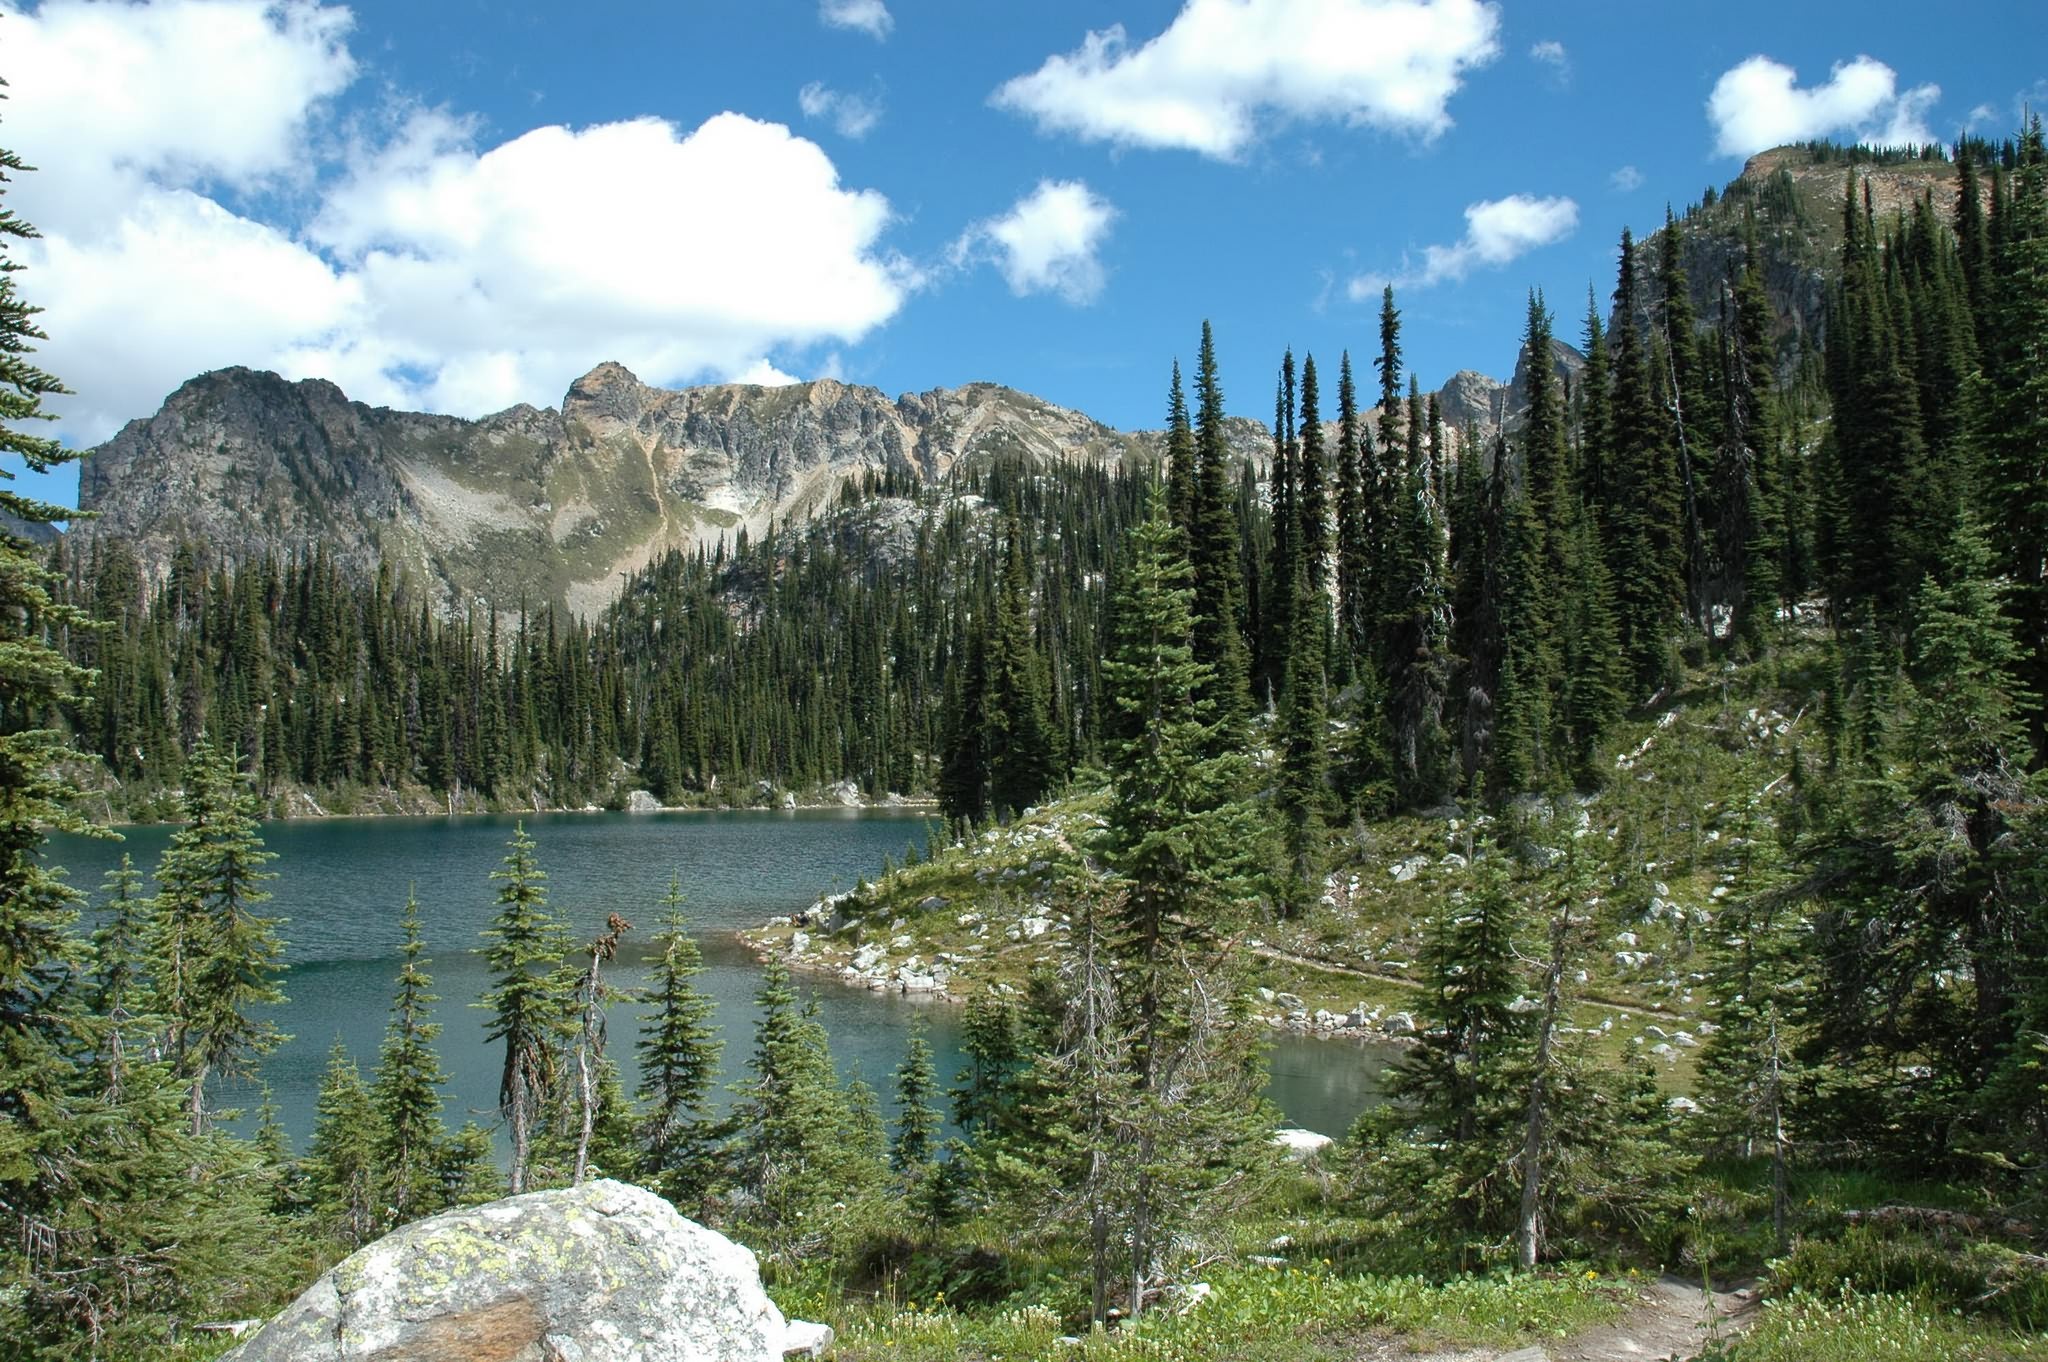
[890,1018,943,1184]
[371,889,448,1224]
[88,854,148,1097]
[1974,117,2048,746]
[148,740,284,1135]
[986,519,1056,817]
[1098,488,1271,1314]
[1188,321,1254,741]
[477,822,569,1194]
[305,1041,382,1247]
[636,872,723,1208]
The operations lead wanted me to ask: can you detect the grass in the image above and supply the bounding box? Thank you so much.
[779,1263,1627,1362]
[1711,1288,2048,1362]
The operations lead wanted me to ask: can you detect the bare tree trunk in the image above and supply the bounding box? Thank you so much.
[508,1065,529,1195]
[1518,907,1571,1270]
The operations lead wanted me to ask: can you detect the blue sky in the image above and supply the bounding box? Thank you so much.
[2,0,2042,509]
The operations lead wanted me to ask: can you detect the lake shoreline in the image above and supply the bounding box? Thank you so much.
[85,783,940,831]
[738,912,1427,1049]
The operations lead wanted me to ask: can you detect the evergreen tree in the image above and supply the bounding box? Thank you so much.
[87,855,148,1097]
[731,959,876,1231]
[636,872,723,1208]
[1607,229,1684,691]
[1334,352,1369,668]
[890,1019,943,1185]
[1974,117,2048,746]
[371,889,448,1224]
[305,1041,382,1247]
[986,520,1057,817]
[1358,845,1529,1244]
[477,822,569,1194]
[1263,352,1297,705]
[1098,488,1271,1314]
[148,740,284,1134]
[1188,321,1254,741]
[1164,360,1197,541]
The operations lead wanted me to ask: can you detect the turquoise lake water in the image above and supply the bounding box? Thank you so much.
[50,809,1390,1149]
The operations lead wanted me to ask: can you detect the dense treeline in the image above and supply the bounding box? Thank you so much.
[52,458,1151,813]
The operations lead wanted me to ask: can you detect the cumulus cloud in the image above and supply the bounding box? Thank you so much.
[953,181,1118,306]
[1528,39,1568,84]
[0,0,356,235]
[1707,55,1940,158]
[1347,193,1578,296]
[798,81,883,139]
[819,0,891,40]
[992,0,1500,160]
[1610,164,1644,192]
[3,0,914,442]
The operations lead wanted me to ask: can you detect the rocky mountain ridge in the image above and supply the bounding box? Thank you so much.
[75,363,1273,617]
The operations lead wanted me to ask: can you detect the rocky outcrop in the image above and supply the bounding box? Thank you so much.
[74,365,1268,618]
[221,1179,824,1362]
[1615,143,1977,379]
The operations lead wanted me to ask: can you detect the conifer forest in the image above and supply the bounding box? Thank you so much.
[5,94,2048,1361]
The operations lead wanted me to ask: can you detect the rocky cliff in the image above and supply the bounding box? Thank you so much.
[1620,144,1972,374]
[75,364,1267,617]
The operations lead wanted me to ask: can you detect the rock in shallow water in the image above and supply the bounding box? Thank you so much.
[223,1179,826,1362]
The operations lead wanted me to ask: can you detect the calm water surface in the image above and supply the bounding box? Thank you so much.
[51,809,1388,1147]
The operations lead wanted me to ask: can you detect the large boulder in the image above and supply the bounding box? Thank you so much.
[224,1179,808,1361]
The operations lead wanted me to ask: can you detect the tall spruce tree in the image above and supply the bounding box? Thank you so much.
[371,889,448,1224]
[1099,488,1270,1315]
[148,740,284,1135]
[1607,228,1684,691]
[986,519,1056,817]
[0,96,102,1302]
[1188,322,1254,740]
[1973,117,2048,746]
[636,872,723,1208]
[478,822,569,1194]
[305,1041,382,1248]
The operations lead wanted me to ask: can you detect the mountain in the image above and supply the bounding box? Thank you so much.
[74,362,1266,616]
[1625,143,1971,373]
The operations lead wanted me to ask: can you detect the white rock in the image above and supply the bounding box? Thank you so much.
[1272,1128,1334,1160]
[1019,916,1051,939]
[222,1181,787,1362]
[782,1320,834,1357]
[1383,1011,1417,1035]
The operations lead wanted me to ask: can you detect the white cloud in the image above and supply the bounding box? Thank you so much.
[1610,164,1644,192]
[0,0,356,236]
[1707,55,1940,159]
[953,181,1118,306]
[2,1,916,442]
[798,81,883,139]
[1529,39,1567,81]
[819,0,891,41]
[992,0,1500,160]
[1347,193,1578,296]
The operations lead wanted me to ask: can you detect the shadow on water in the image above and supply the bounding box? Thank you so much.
[52,809,1392,1148]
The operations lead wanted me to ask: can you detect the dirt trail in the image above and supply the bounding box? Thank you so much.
[1363,1277,1756,1362]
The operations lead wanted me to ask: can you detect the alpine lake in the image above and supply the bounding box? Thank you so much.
[51,809,1391,1147]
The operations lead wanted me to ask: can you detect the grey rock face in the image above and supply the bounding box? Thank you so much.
[222,1179,792,1362]
[76,363,1269,619]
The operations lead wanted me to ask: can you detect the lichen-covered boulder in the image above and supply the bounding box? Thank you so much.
[224,1179,790,1362]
